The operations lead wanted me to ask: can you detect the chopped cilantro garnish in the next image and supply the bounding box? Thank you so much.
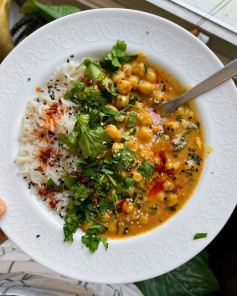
[138,161,156,178]
[99,40,137,75]
[81,221,108,253]
[127,112,138,128]
[194,233,207,240]
[75,114,111,158]
[45,178,63,193]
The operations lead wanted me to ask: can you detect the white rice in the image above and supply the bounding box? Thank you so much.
[15,61,85,216]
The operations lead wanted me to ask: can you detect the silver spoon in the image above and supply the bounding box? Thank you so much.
[154,58,237,117]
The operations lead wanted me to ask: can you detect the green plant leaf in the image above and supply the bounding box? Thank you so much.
[136,251,219,296]
[21,0,80,21]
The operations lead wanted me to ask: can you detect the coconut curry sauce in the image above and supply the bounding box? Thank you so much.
[99,54,204,238]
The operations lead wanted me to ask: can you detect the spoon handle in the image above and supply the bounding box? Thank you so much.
[174,58,237,106]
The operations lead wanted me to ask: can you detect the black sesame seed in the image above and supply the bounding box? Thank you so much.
[36,235,40,238]
[123,227,129,235]
[28,77,31,81]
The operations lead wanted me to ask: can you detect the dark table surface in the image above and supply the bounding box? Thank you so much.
[206,207,236,296]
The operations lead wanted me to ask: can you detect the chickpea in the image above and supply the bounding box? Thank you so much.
[145,69,157,83]
[116,95,129,109]
[128,187,136,196]
[165,161,173,170]
[138,81,155,96]
[186,110,194,119]
[138,112,153,126]
[108,221,117,233]
[122,171,130,178]
[105,104,119,113]
[152,91,165,102]
[181,119,189,129]
[129,210,139,220]
[173,162,180,170]
[132,62,146,77]
[127,75,139,90]
[121,63,132,76]
[137,126,153,141]
[134,101,143,113]
[105,125,119,141]
[100,211,110,222]
[163,180,175,192]
[167,193,178,207]
[152,124,160,133]
[0,198,7,217]
[80,222,93,232]
[165,121,180,132]
[157,191,166,202]
[115,114,125,122]
[122,200,134,214]
[132,171,143,182]
[116,130,123,142]
[153,156,162,165]
[111,71,125,85]
[125,139,139,151]
[93,85,100,92]
[137,51,147,59]
[139,215,148,225]
[111,142,124,153]
[176,106,185,116]
[117,79,132,95]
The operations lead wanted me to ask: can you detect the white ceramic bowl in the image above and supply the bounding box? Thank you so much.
[0,8,236,284]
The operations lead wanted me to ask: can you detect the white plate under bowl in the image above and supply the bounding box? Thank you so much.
[0,9,236,284]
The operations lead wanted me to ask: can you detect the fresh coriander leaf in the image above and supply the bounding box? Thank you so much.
[102,106,121,117]
[45,178,63,193]
[127,112,138,128]
[71,183,91,200]
[100,168,114,175]
[63,217,79,243]
[113,146,137,172]
[79,127,110,159]
[108,175,117,186]
[99,40,137,75]
[63,174,77,189]
[138,161,155,178]
[120,104,139,113]
[124,177,135,192]
[82,59,104,82]
[81,221,108,253]
[135,183,147,192]
[75,156,87,164]
[122,132,133,141]
[58,132,79,154]
[176,115,183,122]
[76,114,111,158]
[21,0,80,21]
[194,233,207,240]
[102,77,118,95]
[136,250,219,296]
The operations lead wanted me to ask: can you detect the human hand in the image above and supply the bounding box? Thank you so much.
[0,198,7,244]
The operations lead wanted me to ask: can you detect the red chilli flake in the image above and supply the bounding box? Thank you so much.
[148,181,164,197]
[40,148,52,164]
[36,87,41,92]
[37,166,43,171]
[85,78,93,86]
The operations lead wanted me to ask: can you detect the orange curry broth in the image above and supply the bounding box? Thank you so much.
[96,55,204,238]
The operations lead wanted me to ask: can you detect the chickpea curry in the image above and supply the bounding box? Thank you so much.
[56,41,204,253]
